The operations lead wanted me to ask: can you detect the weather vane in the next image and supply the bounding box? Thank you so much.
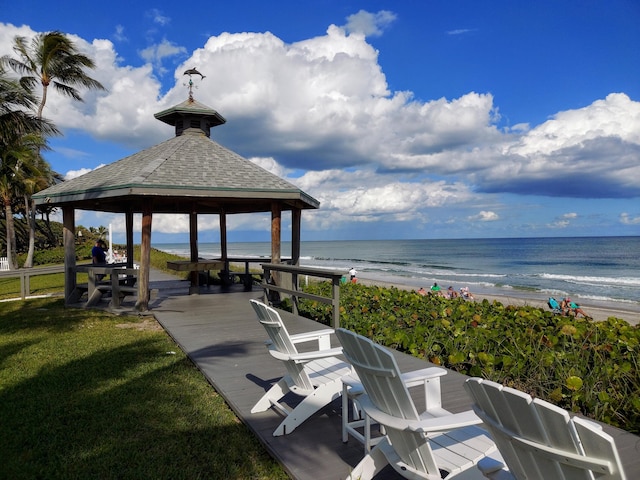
[183,68,206,101]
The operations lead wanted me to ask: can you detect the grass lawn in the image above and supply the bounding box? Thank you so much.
[0,297,288,479]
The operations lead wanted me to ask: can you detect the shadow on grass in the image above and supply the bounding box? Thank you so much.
[0,298,90,335]
[0,332,284,479]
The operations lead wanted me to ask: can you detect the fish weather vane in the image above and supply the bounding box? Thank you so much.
[183,68,206,101]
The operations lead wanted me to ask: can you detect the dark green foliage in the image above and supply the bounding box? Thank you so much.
[298,281,640,434]
[1,217,63,256]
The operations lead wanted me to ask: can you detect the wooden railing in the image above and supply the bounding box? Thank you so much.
[0,265,65,299]
[260,263,345,329]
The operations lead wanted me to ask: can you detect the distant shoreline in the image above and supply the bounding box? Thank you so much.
[354,275,640,326]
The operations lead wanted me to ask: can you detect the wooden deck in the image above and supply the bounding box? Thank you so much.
[111,270,640,479]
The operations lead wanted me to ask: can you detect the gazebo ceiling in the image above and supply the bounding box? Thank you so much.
[33,98,319,214]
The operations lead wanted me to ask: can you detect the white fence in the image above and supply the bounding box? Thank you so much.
[0,257,9,271]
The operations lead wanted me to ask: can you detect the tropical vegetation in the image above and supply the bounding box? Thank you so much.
[0,30,104,269]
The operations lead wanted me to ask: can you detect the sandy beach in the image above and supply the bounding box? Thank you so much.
[355,276,640,326]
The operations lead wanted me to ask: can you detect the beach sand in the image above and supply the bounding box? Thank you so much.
[355,276,640,326]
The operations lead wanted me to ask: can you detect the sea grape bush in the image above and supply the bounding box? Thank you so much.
[294,282,640,434]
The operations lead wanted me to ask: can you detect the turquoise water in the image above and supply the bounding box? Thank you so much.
[155,237,640,308]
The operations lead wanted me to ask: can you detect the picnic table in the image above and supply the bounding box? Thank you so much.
[75,264,140,308]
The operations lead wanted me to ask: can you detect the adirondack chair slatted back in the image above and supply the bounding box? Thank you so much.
[336,328,440,475]
[465,378,626,480]
[250,299,313,392]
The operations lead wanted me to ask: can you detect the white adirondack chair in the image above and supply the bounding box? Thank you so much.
[464,377,627,480]
[249,299,352,436]
[335,328,498,480]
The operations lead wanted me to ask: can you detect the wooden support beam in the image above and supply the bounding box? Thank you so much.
[271,203,282,286]
[292,208,301,266]
[271,203,282,264]
[220,210,228,269]
[136,203,152,311]
[63,206,77,305]
[189,210,199,287]
[125,210,134,268]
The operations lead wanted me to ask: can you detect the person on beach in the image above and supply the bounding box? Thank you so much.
[447,286,459,299]
[417,287,428,296]
[349,267,357,283]
[561,297,589,318]
[460,286,474,300]
[430,283,443,296]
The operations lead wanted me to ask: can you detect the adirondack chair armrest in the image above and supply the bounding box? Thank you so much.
[400,367,447,387]
[342,374,363,392]
[477,456,508,476]
[410,409,482,433]
[289,329,336,350]
[342,368,446,407]
[342,368,446,390]
[402,367,447,410]
[359,395,481,433]
[267,345,344,363]
[289,347,345,363]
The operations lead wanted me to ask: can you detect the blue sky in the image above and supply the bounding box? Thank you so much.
[2,0,640,243]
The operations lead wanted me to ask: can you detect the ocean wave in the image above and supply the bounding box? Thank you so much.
[539,273,640,287]
[577,294,637,304]
[310,256,413,267]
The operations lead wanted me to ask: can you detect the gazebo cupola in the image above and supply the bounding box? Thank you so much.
[154,97,226,138]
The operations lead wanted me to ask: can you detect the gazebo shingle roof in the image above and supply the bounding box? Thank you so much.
[34,129,319,214]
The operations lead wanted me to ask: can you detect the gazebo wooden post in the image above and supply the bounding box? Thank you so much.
[136,204,152,311]
[219,210,228,270]
[271,203,281,264]
[271,202,281,286]
[189,210,199,290]
[125,210,134,268]
[291,207,301,266]
[62,206,77,305]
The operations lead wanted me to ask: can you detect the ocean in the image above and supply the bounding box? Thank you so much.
[154,236,640,311]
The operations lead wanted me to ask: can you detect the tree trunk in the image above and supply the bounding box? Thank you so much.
[44,210,57,247]
[3,201,18,269]
[23,194,36,268]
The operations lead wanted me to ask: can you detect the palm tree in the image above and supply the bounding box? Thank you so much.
[0,67,58,269]
[2,31,105,267]
[0,65,57,148]
[15,139,54,266]
[0,133,47,269]
[2,30,105,119]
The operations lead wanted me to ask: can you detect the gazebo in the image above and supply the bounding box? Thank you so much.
[33,92,319,311]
